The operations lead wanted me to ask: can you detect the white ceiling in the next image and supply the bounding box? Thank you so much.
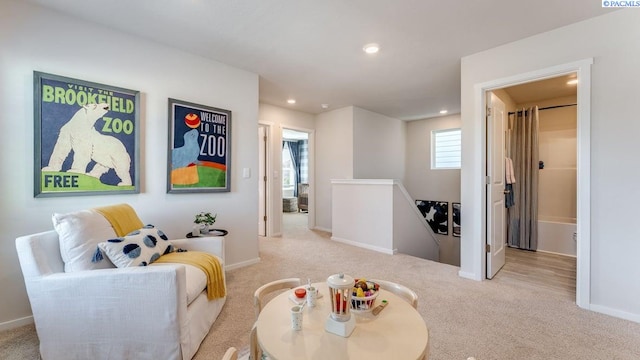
[25,1,613,120]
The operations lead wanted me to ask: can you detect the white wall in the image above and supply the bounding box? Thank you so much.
[0,0,259,327]
[353,107,406,181]
[393,184,441,262]
[461,10,640,321]
[315,107,354,231]
[518,96,577,223]
[492,89,517,113]
[331,179,440,261]
[404,114,461,265]
[316,106,406,232]
[331,180,394,253]
[258,103,315,236]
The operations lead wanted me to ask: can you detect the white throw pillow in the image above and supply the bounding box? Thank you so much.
[97,225,174,268]
[53,209,117,272]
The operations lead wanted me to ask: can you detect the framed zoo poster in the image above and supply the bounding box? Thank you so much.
[167,98,231,193]
[34,71,140,197]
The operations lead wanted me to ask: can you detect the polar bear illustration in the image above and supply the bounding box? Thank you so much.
[42,103,132,186]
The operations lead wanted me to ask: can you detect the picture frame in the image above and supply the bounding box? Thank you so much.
[34,71,140,197]
[452,202,461,237]
[167,98,231,193]
[415,200,448,235]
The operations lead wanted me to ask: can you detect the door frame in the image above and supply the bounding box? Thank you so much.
[474,58,592,309]
[280,126,315,233]
[258,122,273,236]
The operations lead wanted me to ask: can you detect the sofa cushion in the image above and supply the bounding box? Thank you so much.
[97,225,174,267]
[181,264,208,305]
[53,209,117,272]
[151,262,207,305]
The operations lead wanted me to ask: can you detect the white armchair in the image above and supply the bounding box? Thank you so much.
[16,229,226,360]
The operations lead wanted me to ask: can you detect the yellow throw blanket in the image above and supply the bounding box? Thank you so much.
[155,251,226,300]
[94,203,144,236]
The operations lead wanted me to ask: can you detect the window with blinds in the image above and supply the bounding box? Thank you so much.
[431,128,461,169]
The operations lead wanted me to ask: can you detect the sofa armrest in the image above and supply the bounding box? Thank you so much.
[16,230,64,278]
[28,265,187,356]
[170,237,225,265]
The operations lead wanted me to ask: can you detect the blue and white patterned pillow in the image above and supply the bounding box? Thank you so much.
[94,225,174,268]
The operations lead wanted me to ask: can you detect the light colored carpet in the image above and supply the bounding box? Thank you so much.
[2,212,640,359]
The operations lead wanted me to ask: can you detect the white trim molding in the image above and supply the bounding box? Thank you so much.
[0,315,34,332]
[331,235,397,255]
[590,304,640,324]
[331,179,397,185]
[225,257,261,271]
[471,58,593,309]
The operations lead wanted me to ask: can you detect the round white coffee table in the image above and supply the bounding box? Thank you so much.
[256,282,429,359]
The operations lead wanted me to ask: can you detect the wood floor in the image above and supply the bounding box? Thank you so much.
[493,247,577,300]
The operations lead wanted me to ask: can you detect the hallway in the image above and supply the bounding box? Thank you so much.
[282,211,312,239]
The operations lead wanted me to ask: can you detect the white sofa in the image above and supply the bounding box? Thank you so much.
[16,229,226,360]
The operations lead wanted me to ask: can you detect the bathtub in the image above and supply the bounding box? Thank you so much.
[537,216,576,257]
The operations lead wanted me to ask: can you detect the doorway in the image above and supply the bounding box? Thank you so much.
[281,128,310,235]
[477,59,592,308]
[487,74,578,297]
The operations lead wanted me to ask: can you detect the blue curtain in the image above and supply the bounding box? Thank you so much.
[284,140,301,197]
[299,140,308,184]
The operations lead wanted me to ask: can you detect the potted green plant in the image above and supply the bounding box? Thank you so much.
[194,212,217,234]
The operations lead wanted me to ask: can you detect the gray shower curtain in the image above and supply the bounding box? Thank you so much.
[507,106,539,250]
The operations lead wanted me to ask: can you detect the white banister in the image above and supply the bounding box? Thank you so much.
[331,179,439,261]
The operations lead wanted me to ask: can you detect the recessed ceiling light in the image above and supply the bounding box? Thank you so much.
[321,104,329,109]
[363,43,380,54]
[287,99,296,104]
[440,110,448,114]
[567,79,578,85]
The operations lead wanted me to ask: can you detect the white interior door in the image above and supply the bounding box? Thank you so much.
[258,126,267,236]
[486,92,506,279]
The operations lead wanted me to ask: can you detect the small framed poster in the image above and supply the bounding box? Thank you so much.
[452,202,461,237]
[167,98,231,193]
[415,200,449,235]
[34,71,140,197]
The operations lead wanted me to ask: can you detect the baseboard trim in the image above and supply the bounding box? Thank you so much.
[537,249,576,258]
[225,257,260,271]
[330,236,395,255]
[0,315,33,332]
[458,270,481,281]
[590,304,640,323]
[313,226,332,233]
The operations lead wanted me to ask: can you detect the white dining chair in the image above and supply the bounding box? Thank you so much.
[370,279,418,309]
[221,346,238,360]
[249,323,261,360]
[253,277,302,318]
[251,278,302,360]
